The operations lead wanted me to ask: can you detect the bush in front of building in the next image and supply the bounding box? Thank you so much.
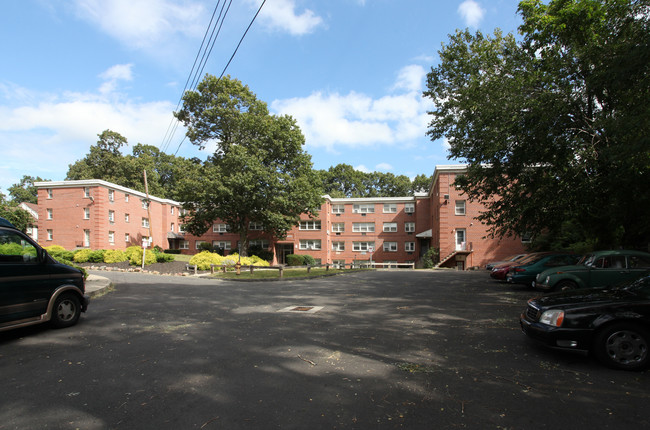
[286,254,317,266]
[44,245,75,261]
[422,248,440,269]
[153,249,175,263]
[163,249,182,254]
[189,251,271,270]
[104,249,128,264]
[73,249,93,263]
[247,245,273,262]
[125,246,157,266]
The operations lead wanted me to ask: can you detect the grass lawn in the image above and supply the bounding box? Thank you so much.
[173,254,192,262]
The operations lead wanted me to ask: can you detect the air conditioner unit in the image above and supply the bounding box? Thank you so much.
[443,194,450,200]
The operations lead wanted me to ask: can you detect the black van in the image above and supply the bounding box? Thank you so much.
[0,217,89,332]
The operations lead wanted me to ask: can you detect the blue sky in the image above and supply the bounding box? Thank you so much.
[0,0,524,195]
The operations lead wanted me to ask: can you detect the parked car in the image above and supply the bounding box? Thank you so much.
[491,252,550,281]
[506,253,579,287]
[520,273,650,370]
[485,253,528,270]
[0,217,89,332]
[534,250,650,292]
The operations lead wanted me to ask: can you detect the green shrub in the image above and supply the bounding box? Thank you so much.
[303,255,316,266]
[125,246,157,265]
[73,249,93,263]
[164,249,181,254]
[189,251,222,270]
[286,254,305,266]
[422,248,440,269]
[88,250,105,263]
[104,249,128,263]
[45,245,75,261]
[154,250,175,263]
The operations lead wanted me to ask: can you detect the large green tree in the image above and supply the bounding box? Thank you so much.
[7,175,48,204]
[425,0,650,249]
[0,194,33,232]
[174,75,323,256]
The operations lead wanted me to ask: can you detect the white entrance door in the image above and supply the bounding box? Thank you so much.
[455,229,466,251]
[84,230,90,247]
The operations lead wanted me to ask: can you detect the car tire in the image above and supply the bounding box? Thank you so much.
[555,280,577,291]
[593,323,650,371]
[51,293,81,329]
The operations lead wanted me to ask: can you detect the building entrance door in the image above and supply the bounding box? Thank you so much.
[455,229,466,251]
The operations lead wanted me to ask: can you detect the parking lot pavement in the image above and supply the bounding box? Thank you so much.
[1,270,649,429]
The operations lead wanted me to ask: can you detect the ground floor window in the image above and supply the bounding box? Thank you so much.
[405,242,415,252]
[299,239,321,250]
[353,241,374,252]
[213,240,231,250]
[383,242,398,252]
[180,240,189,249]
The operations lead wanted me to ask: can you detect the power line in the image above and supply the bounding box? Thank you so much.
[170,0,267,156]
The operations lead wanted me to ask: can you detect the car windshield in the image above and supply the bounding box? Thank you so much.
[615,275,650,298]
[578,254,595,266]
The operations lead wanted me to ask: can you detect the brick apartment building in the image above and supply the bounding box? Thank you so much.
[34,165,527,269]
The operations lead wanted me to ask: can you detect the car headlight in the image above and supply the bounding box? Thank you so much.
[539,310,564,327]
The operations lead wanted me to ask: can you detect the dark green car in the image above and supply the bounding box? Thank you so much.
[534,250,650,292]
[0,217,89,332]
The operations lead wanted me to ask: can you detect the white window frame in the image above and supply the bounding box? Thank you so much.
[142,200,149,210]
[108,210,114,223]
[47,189,53,199]
[179,240,189,249]
[125,233,130,242]
[299,239,321,250]
[249,239,269,249]
[405,203,415,213]
[352,241,375,252]
[108,231,115,244]
[383,241,398,252]
[405,242,415,252]
[353,204,375,214]
[125,213,130,223]
[213,240,232,250]
[249,221,264,231]
[142,217,149,228]
[47,229,53,241]
[332,223,345,233]
[299,220,321,230]
[214,223,229,233]
[108,189,114,202]
[383,222,397,232]
[405,222,415,233]
[455,200,466,216]
[332,204,345,214]
[383,203,397,213]
[47,208,53,220]
[195,241,207,249]
[84,208,90,219]
[332,241,345,252]
[125,194,129,202]
[352,222,375,233]
[84,187,90,198]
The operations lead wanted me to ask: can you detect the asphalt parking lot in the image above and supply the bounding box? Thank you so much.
[1,270,648,429]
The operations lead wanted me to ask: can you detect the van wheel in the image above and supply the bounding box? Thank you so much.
[51,294,81,328]
[593,323,650,371]
[555,280,577,291]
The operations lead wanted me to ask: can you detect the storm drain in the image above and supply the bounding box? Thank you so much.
[278,305,324,314]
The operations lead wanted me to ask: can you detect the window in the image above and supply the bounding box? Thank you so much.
[170,206,174,214]
[455,200,466,216]
[353,241,375,252]
[84,187,90,198]
[405,222,415,233]
[170,223,175,232]
[108,210,114,223]
[383,222,397,232]
[47,189,53,199]
[383,241,398,252]
[630,255,650,268]
[179,240,189,249]
[108,231,115,243]
[125,233,130,242]
[0,230,38,263]
[249,239,269,248]
[47,229,53,241]
[299,239,321,250]
[125,213,130,223]
[195,241,207,249]
[125,194,129,202]
[84,208,90,219]
[383,203,397,213]
[299,220,321,230]
[47,208,53,220]
[84,230,90,247]
[332,223,345,233]
[179,224,185,233]
[142,217,149,228]
[405,242,415,252]
[353,204,374,214]
[213,241,232,250]
[249,221,264,231]
[332,204,345,214]
[352,222,375,233]
[332,260,345,269]
[142,200,149,210]
[332,241,345,252]
[405,203,415,213]
[108,189,114,201]
[214,223,229,233]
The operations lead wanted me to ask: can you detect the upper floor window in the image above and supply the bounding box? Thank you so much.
[455,200,466,216]
[405,203,415,213]
[125,213,130,223]
[383,203,397,213]
[352,222,375,233]
[214,223,229,233]
[353,204,374,214]
[108,210,115,222]
[84,208,90,219]
[352,241,374,252]
[142,217,149,228]
[171,223,175,232]
[170,206,174,215]
[332,204,345,214]
[383,241,398,252]
[108,189,114,201]
[47,208,53,220]
[332,223,345,233]
[383,222,397,232]
[299,239,321,250]
[142,200,150,210]
[300,220,321,230]
[249,221,264,231]
[47,189,53,199]
[125,194,129,202]
[84,187,90,198]
[405,222,415,233]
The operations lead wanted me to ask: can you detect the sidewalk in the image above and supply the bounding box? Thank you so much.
[85,274,113,297]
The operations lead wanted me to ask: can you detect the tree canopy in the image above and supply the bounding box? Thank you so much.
[7,175,48,204]
[424,0,650,250]
[174,75,323,255]
[315,164,430,197]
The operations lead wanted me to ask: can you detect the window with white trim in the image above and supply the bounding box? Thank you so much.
[47,189,53,199]
[405,203,415,213]
[83,208,90,219]
[213,240,232,250]
[332,241,345,252]
[84,187,90,198]
[47,208,53,220]
[383,203,397,213]
[125,213,130,223]
[405,222,415,233]
[195,241,207,249]
[383,222,397,232]
[299,239,321,250]
[170,223,175,232]
[125,233,130,242]
[455,200,466,216]
[142,200,149,210]
[108,210,114,223]
[383,241,398,252]
[179,240,189,249]
[405,242,415,252]
[353,204,374,213]
[142,217,149,228]
[214,223,229,233]
[125,194,129,202]
[108,189,114,201]
[332,204,345,214]
[249,239,269,248]
[47,229,53,241]
[179,224,185,233]
[299,220,321,230]
[352,222,375,232]
[352,241,375,252]
[332,223,345,233]
[108,231,115,243]
[170,206,174,214]
[249,221,264,230]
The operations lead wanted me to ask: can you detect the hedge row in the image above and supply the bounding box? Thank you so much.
[44,245,175,266]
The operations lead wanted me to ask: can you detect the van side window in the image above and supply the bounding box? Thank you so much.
[0,231,38,263]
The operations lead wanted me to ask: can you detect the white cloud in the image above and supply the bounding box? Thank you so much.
[355,164,370,173]
[73,0,205,49]
[458,0,485,27]
[257,0,324,35]
[98,64,134,95]
[375,163,393,171]
[271,64,433,150]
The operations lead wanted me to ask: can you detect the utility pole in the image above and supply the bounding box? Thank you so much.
[144,170,153,248]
